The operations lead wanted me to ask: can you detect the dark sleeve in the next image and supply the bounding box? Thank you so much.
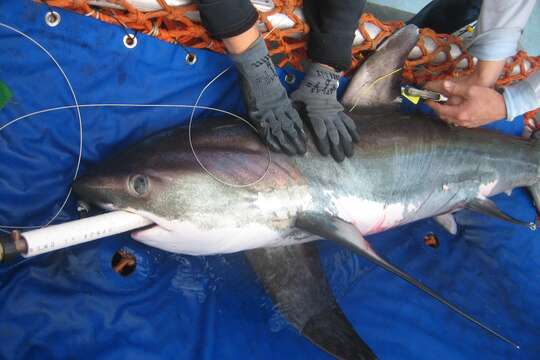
[303,0,366,71]
[194,0,259,39]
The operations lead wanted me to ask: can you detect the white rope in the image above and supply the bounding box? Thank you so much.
[0,22,83,182]
[185,26,283,187]
[0,21,83,229]
[187,67,273,188]
[0,18,283,230]
[0,103,272,229]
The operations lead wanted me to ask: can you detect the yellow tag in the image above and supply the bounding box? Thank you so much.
[402,91,420,105]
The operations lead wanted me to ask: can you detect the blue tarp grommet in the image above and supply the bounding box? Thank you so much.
[123,34,137,49]
[185,52,197,65]
[45,11,61,27]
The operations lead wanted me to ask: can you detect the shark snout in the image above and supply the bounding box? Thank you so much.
[72,174,121,208]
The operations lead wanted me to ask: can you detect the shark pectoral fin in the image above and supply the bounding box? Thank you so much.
[434,213,458,235]
[466,197,534,229]
[527,183,540,217]
[245,244,377,360]
[295,212,384,262]
[295,212,520,348]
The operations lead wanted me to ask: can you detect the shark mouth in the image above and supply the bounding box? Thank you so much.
[91,203,173,240]
[124,209,175,236]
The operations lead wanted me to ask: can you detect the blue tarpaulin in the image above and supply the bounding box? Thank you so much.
[1,2,539,359]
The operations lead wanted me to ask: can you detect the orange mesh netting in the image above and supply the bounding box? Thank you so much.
[39,0,540,128]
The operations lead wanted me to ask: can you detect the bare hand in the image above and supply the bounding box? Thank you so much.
[424,80,507,128]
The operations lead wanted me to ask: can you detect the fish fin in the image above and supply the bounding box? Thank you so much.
[342,24,419,111]
[527,183,540,217]
[245,244,377,360]
[529,133,540,218]
[295,212,384,262]
[434,213,458,235]
[466,197,533,229]
[295,212,519,348]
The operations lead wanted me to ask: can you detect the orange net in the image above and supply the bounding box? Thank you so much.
[402,29,476,85]
[40,0,540,128]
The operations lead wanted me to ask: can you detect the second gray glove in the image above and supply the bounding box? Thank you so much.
[291,62,359,162]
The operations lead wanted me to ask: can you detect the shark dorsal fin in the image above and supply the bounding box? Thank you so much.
[342,24,419,112]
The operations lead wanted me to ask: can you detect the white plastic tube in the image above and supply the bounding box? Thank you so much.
[21,211,152,257]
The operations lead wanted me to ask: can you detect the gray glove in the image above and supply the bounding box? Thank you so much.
[291,62,359,162]
[231,36,306,155]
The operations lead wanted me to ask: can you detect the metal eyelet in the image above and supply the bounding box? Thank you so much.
[185,53,197,65]
[284,73,295,84]
[123,34,138,49]
[45,11,61,27]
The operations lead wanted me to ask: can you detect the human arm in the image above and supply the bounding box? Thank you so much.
[425,0,538,126]
[194,0,306,154]
[290,0,366,161]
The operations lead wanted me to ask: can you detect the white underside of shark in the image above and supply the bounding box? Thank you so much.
[130,178,500,256]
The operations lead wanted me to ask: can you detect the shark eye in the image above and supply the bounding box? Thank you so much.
[128,174,149,197]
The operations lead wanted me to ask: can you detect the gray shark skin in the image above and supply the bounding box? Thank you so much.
[74,102,540,256]
[73,25,536,358]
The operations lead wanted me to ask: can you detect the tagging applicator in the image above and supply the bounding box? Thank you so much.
[401,85,448,104]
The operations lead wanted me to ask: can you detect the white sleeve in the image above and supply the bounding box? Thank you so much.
[468,0,536,61]
[504,71,540,121]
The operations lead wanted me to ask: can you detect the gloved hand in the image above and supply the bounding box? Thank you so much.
[231,36,306,155]
[291,62,359,162]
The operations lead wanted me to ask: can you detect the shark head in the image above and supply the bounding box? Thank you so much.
[73,119,313,255]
